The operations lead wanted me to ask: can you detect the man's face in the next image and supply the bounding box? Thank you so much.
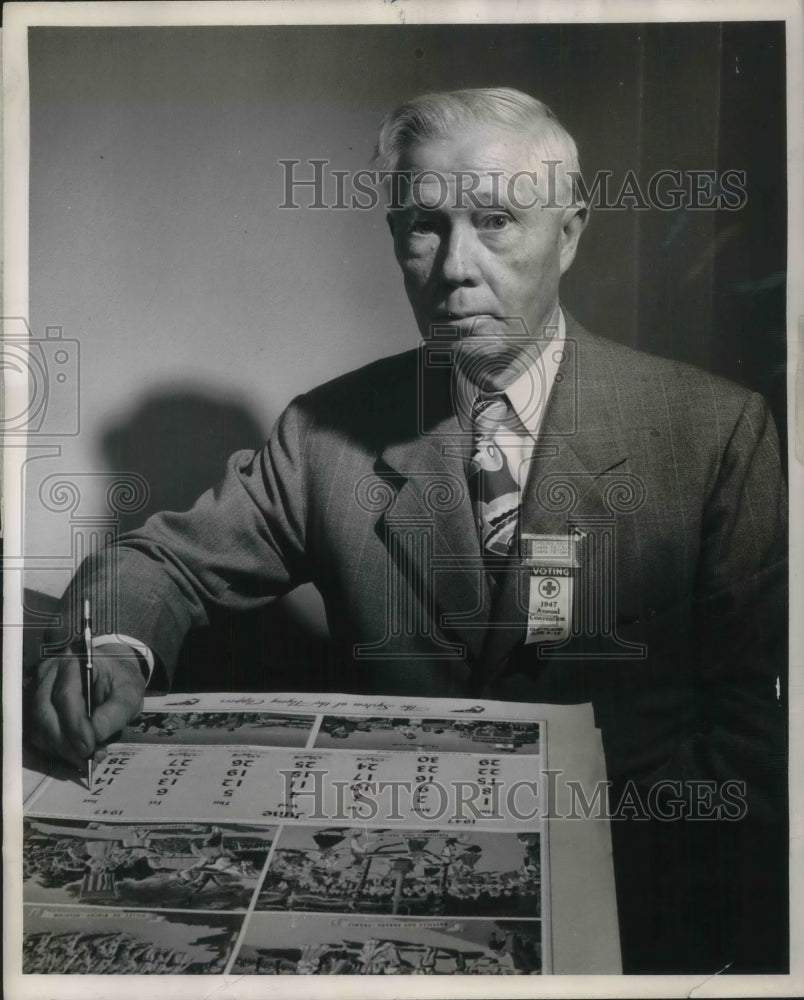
[388,124,585,388]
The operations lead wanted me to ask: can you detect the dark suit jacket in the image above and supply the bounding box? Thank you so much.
[60,314,788,970]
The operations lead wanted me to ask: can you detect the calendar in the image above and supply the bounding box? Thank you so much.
[22,693,620,975]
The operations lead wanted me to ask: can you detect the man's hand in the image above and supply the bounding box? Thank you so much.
[26,644,146,768]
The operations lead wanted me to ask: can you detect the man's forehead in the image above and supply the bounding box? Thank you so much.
[400,168,541,211]
[397,126,546,208]
[401,124,537,170]
[413,171,515,201]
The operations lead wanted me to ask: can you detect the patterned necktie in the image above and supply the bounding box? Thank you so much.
[467,393,520,557]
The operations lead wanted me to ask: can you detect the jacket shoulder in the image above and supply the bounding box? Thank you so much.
[290,347,421,446]
[569,319,756,415]
[302,347,420,405]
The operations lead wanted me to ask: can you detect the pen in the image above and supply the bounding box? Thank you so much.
[82,598,94,790]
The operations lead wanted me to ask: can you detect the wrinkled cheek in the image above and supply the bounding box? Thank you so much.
[402,260,433,294]
[401,251,431,274]
[508,259,557,303]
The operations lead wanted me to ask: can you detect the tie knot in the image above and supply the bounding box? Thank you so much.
[471,393,511,431]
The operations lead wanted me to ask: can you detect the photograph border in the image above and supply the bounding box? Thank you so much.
[3,1,802,997]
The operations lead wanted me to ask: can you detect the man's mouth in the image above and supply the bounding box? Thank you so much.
[432,310,493,321]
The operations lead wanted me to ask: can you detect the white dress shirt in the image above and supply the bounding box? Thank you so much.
[457,308,566,490]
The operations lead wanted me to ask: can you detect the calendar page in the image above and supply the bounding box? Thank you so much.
[22,693,620,975]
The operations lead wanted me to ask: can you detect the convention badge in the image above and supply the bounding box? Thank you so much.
[520,533,584,645]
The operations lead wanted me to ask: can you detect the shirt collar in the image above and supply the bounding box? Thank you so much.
[505,308,565,438]
[455,308,565,440]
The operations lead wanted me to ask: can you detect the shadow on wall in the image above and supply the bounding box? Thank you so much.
[100,388,267,534]
[98,388,333,693]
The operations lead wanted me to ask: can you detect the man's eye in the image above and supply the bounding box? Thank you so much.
[410,218,437,235]
[482,214,512,230]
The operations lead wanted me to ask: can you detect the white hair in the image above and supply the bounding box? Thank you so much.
[373,87,583,207]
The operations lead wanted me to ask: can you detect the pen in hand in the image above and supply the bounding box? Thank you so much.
[82,598,94,790]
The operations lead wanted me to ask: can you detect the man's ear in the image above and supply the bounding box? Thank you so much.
[559,204,588,275]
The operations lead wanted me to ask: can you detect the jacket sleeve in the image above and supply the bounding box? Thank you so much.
[691,390,787,819]
[53,396,314,683]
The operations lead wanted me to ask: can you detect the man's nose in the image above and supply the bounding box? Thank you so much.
[439,225,479,285]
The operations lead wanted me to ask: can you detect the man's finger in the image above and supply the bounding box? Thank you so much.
[91,693,143,744]
[51,660,96,759]
[27,660,63,756]
[26,658,91,769]
[90,662,145,743]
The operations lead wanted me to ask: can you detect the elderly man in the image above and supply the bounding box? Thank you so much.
[27,88,787,972]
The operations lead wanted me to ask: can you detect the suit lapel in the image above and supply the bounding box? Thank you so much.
[480,319,631,677]
[374,358,489,664]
